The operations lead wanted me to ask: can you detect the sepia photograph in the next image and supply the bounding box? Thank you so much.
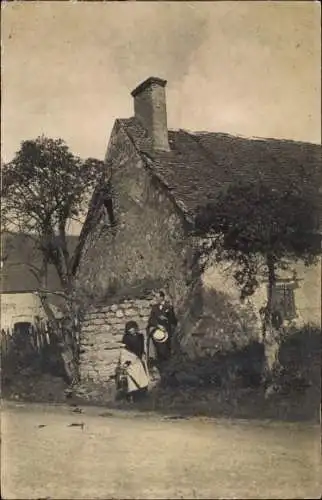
[1,1,321,499]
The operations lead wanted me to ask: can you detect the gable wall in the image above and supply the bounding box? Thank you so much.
[77,122,199,313]
[76,123,205,387]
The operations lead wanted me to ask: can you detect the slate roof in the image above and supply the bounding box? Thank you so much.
[1,232,79,293]
[119,117,322,225]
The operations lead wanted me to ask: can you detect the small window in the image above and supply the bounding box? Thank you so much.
[272,283,296,321]
[103,198,116,227]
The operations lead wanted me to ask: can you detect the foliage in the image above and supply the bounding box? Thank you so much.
[195,179,321,313]
[1,136,109,382]
[2,136,108,288]
[275,324,321,391]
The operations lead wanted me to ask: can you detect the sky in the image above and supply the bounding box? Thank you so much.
[1,1,321,163]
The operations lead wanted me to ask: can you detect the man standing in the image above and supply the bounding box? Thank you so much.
[147,291,177,367]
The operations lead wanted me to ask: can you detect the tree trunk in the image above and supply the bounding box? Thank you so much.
[37,263,80,386]
[263,256,280,386]
[37,233,82,386]
[58,285,81,386]
[49,233,80,386]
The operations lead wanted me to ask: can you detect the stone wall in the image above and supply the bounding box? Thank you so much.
[76,121,208,389]
[77,121,197,315]
[79,295,155,386]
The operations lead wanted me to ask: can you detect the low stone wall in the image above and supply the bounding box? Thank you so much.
[78,287,262,399]
[79,296,155,387]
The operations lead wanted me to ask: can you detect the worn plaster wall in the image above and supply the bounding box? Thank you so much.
[77,121,197,313]
[1,292,63,331]
[76,122,205,385]
[203,260,321,328]
[292,261,321,325]
[1,293,43,330]
[172,259,321,361]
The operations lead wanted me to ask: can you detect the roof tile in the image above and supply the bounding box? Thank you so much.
[120,117,321,222]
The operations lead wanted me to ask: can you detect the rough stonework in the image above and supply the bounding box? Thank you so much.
[77,121,197,315]
[79,296,155,387]
[75,76,321,393]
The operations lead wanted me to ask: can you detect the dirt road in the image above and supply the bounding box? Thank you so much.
[1,401,320,499]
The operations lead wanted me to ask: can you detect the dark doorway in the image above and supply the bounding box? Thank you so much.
[13,321,33,334]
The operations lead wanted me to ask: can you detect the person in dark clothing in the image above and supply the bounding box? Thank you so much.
[115,321,148,402]
[147,291,177,365]
[122,320,145,359]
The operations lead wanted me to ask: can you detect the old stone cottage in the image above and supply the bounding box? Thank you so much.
[1,232,77,332]
[77,77,321,387]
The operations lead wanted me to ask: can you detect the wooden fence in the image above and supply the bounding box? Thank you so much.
[1,319,73,379]
[2,321,51,354]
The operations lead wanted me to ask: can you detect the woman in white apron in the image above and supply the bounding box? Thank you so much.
[115,321,149,402]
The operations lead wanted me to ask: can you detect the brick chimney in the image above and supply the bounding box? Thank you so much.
[131,77,170,152]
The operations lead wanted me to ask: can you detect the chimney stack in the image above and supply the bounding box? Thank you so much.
[131,77,170,152]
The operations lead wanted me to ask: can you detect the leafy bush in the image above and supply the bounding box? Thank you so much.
[273,324,321,392]
[164,339,265,389]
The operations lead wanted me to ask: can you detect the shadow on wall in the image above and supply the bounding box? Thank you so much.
[165,289,264,387]
[189,289,261,354]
